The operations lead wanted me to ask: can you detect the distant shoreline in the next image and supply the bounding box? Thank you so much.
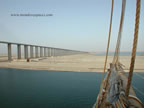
[92,52,144,56]
[0,54,144,72]
[0,67,143,73]
[0,52,144,57]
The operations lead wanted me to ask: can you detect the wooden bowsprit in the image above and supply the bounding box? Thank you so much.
[95,0,143,107]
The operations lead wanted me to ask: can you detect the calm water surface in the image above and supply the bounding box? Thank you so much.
[0,68,101,108]
[0,68,143,108]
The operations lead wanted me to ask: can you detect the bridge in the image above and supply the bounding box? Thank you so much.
[0,41,88,61]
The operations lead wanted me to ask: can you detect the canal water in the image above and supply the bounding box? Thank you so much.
[0,68,143,108]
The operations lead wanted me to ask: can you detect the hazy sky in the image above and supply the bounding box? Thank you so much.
[0,0,143,52]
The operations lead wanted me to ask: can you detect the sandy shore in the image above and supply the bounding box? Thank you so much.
[0,54,144,72]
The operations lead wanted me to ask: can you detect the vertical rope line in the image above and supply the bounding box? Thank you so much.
[126,0,141,97]
[101,0,114,89]
[96,1,114,107]
[112,0,126,64]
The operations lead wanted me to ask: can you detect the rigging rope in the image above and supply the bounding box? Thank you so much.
[100,0,126,95]
[98,0,126,105]
[96,0,141,106]
[134,73,144,80]
[126,0,141,97]
[99,0,114,93]
[133,85,144,97]
[96,1,114,107]
[112,0,126,64]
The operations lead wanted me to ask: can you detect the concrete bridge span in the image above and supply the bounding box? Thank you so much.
[0,41,88,61]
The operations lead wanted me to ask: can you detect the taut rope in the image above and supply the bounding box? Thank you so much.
[96,0,142,107]
[112,0,126,64]
[99,0,114,94]
[126,0,141,97]
[96,1,114,107]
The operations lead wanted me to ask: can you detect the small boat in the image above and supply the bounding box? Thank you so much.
[94,0,144,107]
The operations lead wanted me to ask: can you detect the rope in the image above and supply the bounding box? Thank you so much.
[134,73,144,80]
[126,0,141,97]
[126,73,144,97]
[101,0,126,95]
[112,0,126,64]
[133,85,144,97]
[100,0,114,92]
[96,1,114,107]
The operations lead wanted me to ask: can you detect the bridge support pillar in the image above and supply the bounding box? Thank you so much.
[53,48,55,57]
[35,46,38,58]
[48,48,51,57]
[17,44,21,59]
[44,47,46,57]
[56,49,58,56]
[51,48,53,57]
[40,47,43,57]
[46,48,48,57]
[8,43,12,61]
[30,46,34,58]
[24,45,28,59]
